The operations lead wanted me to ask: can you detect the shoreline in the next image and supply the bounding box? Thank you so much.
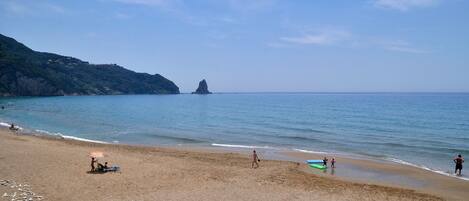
[3,120,467,181]
[2,121,469,180]
[184,144,469,200]
[3,120,467,183]
[0,129,468,200]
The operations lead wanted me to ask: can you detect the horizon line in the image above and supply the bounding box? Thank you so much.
[179,91,469,94]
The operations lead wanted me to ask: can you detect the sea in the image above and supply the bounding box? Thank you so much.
[1,93,468,180]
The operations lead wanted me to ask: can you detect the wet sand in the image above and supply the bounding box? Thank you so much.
[0,129,462,201]
[280,151,469,201]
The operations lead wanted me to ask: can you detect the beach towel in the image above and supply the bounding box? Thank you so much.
[105,166,120,172]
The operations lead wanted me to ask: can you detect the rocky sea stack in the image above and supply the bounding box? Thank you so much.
[192,79,211,94]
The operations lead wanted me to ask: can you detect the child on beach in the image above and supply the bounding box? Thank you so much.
[90,157,97,171]
[454,154,464,176]
[323,157,328,167]
[331,158,336,168]
[252,150,260,169]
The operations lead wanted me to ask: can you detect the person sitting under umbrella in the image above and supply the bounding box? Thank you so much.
[89,151,120,172]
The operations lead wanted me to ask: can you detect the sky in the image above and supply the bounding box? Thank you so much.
[1,0,468,93]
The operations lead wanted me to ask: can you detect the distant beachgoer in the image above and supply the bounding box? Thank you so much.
[252,150,260,169]
[103,162,120,172]
[331,158,336,168]
[454,154,464,176]
[323,157,328,167]
[9,123,17,131]
[90,157,97,171]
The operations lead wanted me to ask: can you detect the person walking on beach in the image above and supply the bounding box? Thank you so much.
[331,158,336,168]
[454,154,464,176]
[323,157,328,167]
[90,157,97,171]
[252,150,260,169]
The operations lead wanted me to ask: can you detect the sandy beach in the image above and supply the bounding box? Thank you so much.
[0,129,467,201]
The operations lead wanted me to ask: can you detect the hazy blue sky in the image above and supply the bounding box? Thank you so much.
[1,0,468,92]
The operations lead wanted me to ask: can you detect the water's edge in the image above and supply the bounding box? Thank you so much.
[2,121,467,182]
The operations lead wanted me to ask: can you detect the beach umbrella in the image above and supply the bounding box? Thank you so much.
[89,151,105,158]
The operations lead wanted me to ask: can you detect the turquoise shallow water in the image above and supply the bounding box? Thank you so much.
[0,93,468,179]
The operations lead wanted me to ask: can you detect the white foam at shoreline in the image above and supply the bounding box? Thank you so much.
[0,122,10,127]
[3,123,106,144]
[35,129,60,136]
[5,122,468,182]
[35,129,108,144]
[61,135,108,144]
[387,158,469,181]
[0,122,23,130]
[293,148,328,154]
[211,143,272,149]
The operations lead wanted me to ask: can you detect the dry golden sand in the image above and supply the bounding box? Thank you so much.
[0,129,451,201]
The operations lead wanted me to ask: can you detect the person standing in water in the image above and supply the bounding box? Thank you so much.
[252,150,260,169]
[9,123,17,131]
[323,157,328,167]
[454,154,464,176]
[331,158,336,168]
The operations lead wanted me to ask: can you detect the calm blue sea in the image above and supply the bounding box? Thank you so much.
[1,93,468,179]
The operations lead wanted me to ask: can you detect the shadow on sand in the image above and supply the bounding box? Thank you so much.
[86,170,106,174]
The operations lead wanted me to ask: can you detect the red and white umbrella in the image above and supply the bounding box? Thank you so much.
[89,151,105,158]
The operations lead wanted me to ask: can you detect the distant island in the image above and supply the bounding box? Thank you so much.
[0,34,179,96]
[192,79,211,94]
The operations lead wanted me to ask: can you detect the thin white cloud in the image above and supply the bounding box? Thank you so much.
[379,40,428,53]
[1,1,28,16]
[85,32,98,38]
[386,46,427,53]
[1,1,66,17]
[280,29,351,45]
[206,30,228,40]
[274,26,427,54]
[373,0,439,11]
[113,0,172,6]
[45,4,65,14]
[281,34,331,45]
[115,12,132,19]
[111,0,210,26]
[218,17,237,24]
[266,42,291,48]
[228,0,276,11]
